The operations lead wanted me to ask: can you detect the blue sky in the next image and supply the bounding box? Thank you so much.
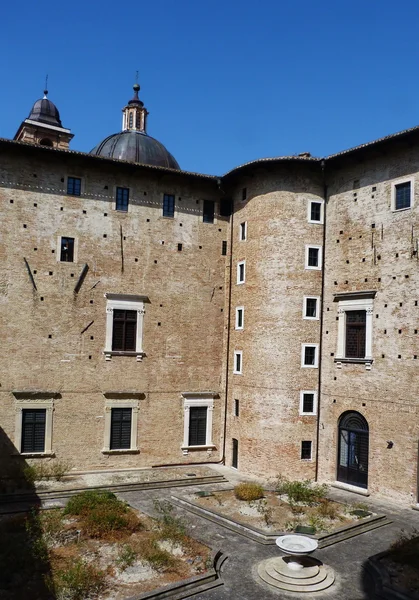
[2,0,419,175]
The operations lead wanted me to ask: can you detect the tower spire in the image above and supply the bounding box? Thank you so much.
[122,80,148,133]
[43,74,48,99]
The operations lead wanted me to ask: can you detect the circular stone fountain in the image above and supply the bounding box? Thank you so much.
[257,535,335,593]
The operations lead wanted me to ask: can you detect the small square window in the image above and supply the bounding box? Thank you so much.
[240,222,247,241]
[305,246,322,269]
[237,261,245,284]
[235,307,244,330]
[116,187,129,211]
[303,297,319,320]
[301,441,312,460]
[60,237,74,262]
[300,391,317,415]
[163,193,175,218]
[308,200,323,224]
[234,351,242,374]
[301,344,318,368]
[234,399,240,417]
[203,200,215,223]
[67,177,81,196]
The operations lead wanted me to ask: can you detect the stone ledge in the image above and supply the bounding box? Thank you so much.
[331,481,370,496]
[172,495,390,548]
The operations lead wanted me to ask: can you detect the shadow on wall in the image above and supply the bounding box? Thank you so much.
[0,426,56,599]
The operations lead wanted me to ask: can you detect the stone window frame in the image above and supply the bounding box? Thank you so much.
[13,393,56,457]
[301,343,319,368]
[301,440,313,461]
[237,260,246,284]
[303,296,320,320]
[102,394,141,454]
[299,390,318,416]
[235,306,244,330]
[56,235,78,263]
[239,221,247,241]
[65,175,84,197]
[305,245,322,270]
[333,291,376,368]
[181,392,216,455]
[104,293,148,361]
[233,350,243,374]
[391,177,414,212]
[307,198,324,224]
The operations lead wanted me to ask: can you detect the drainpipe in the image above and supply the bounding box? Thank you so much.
[314,160,327,482]
[221,185,234,464]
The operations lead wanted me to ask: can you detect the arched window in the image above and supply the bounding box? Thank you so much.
[39,138,53,147]
[337,411,369,489]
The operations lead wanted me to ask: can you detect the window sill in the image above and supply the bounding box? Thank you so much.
[104,351,145,362]
[334,358,373,371]
[392,206,412,213]
[181,445,216,455]
[332,482,369,496]
[101,449,140,455]
[18,452,55,458]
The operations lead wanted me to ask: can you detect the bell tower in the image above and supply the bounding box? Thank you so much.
[122,83,149,133]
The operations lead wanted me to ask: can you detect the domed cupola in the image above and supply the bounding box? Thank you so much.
[14,86,73,149]
[28,90,63,127]
[90,83,180,170]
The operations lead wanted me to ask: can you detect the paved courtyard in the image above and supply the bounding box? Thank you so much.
[119,465,419,600]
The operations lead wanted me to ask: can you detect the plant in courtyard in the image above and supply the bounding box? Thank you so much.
[153,499,186,543]
[275,475,328,505]
[50,559,106,600]
[139,538,175,571]
[316,499,339,520]
[23,460,73,484]
[116,543,137,570]
[65,490,140,538]
[308,514,327,533]
[253,498,274,527]
[234,482,264,501]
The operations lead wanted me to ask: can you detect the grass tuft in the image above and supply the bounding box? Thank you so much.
[234,482,264,501]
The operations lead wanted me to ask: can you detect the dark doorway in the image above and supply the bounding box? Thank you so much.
[232,438,238,469]
[337,411,369,489]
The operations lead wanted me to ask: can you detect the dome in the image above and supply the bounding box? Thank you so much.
[28,91,62,127]
[90,130,180,170]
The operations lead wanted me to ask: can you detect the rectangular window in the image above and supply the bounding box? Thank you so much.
[234,350,243,374]
[237,261,245,284]
[67,177,81,196]
[242,187,247,201]
[305,245,322,270]
[60,237,74,262]
[21,409,46,453]
[301,441,312,460]
[232,438,238,468]
[112,310,137,351]
[203,200,215,223]
[163,193,175,217]
[308,200,324,224]
[116,187,129,211]
[234,399,240,417]
[303,296,319,320]
[300,391,317,415]
[240,222,247,241]
[222,240,227,256]
[394,181,412,211]
[301,344,319,368]
[188,407,208,446]
[345,310,366,358]
[110,408,132,450]
[235,307,244,330]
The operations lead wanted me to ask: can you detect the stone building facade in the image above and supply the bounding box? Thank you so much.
[0,86,418,505]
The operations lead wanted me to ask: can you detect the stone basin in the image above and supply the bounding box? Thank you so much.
[276,535,318,556]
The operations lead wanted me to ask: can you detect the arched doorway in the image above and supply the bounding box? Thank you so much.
[337,411,369,489]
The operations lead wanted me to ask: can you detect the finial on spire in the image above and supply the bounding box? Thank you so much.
[43,74,48,98]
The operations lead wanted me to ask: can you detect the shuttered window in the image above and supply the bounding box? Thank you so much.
[345,310,366,358]
[21,409,46,453]
[112,310,137,351]
[188,407,207,446]
[110,408,132,449]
